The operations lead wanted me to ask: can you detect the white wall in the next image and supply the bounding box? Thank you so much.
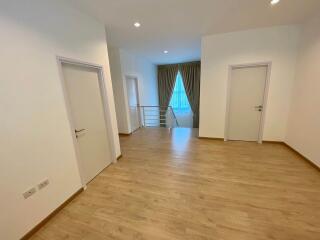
[109,47,158,133]
[200,26,301,141]
[286,15,320,167]
[108,47,130,133]
[0,1,120,239]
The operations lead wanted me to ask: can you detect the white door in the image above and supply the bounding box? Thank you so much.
[126,77,140,132]
[62,63,112,184]
[227,65,267,141]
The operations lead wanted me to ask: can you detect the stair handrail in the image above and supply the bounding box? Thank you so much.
[139,105,179,128]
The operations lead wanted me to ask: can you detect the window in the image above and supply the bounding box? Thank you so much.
[169,71,191,111]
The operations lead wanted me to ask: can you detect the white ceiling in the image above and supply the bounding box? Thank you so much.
[67,0,320,64]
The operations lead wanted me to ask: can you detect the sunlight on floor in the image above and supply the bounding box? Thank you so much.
[171,128,194,154]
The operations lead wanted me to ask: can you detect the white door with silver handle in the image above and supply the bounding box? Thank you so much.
[62,63,112,184]
[126,76,141,132]
[227,65,268,142]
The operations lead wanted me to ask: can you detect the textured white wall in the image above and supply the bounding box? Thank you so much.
[286,15,320,167]
[200,26,301,141]
[0,1,120,239]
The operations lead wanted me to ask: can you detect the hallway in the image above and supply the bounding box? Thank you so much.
[31,128,320,240]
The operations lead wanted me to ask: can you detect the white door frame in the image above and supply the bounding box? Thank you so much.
[56,56,117,188]
[224,62,272,144]
[124,75,142,132]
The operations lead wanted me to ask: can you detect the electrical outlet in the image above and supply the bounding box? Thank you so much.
[23,187,36,199]
[38,179,49,190]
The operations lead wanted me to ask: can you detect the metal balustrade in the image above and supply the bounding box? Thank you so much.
[139,106,179,128]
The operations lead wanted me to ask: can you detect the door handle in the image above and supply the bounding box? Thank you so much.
[75,129,86,133]
[75,129,86,138]
[254,105,263,112]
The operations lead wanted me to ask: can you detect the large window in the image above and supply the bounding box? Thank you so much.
[169,71,191,111]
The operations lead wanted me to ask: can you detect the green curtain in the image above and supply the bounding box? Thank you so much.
[157,64,179,127]
[179,61,201,128]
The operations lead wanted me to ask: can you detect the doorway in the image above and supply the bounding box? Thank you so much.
[125,76,141,133]
[59,58,115,186]
[225,63,270,143]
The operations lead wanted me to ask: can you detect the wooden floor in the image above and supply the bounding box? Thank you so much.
[31,128,320,240]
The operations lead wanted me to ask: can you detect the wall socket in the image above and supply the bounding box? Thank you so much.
[23,179,49,200]
[38,179,49,190]
[23,187,36,199]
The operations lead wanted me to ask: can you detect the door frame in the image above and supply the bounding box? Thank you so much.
[224,62,272,144]
[56,56,117,188]
[124,75,142,132]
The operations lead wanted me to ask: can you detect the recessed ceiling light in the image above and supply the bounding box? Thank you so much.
[134,22,141,28]
[270,0,280,5]
[164,50,169,54]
